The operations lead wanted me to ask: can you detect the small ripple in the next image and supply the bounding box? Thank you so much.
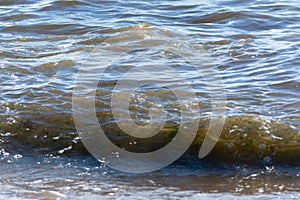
[3,24,96,35]
[38,0,92,11]
[1,13,38,21]
[191,11,242,24]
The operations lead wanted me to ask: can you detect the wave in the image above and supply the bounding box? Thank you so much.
[0,111,299,164]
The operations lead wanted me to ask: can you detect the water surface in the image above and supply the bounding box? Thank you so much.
[0,0,300,199]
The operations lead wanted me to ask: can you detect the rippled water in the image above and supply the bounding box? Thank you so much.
[0,0,300,199]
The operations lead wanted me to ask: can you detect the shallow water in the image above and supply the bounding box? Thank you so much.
[0,0,300,199]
